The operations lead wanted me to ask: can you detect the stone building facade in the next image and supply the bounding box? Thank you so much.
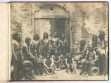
[11,2,108,52]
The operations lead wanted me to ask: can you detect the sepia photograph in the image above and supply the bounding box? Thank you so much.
[10,2,109,81]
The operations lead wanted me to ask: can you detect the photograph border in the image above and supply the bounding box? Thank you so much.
[9,1,109,82]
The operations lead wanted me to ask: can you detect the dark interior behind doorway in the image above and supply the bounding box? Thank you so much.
[50,18,65,39]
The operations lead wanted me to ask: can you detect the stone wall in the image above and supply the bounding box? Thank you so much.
[11,2,108,49]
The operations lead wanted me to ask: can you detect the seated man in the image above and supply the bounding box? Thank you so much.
[60,34,69,57]
[44,55,55,75]
[80,46,98,76]
[60,55,67,69]
[38,55,46,76]
[95,48,107,76]
[52,50,61,70]
[65,53,76,74]
[75,40,87,69]
[59,34,69,69]
[22,37,34,60]
[22,37,41,76]
[22,60,35,80]
[92,35,98,49]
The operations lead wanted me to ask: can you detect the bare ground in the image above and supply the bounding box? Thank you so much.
[34,70,108,80]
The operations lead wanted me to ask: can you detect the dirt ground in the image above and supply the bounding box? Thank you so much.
[35,69,108,80]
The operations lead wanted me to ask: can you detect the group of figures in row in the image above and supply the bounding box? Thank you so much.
[11,31,108,80]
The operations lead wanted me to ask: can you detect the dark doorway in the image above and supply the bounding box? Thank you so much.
[50,18,65,39]
[50,18,70,49]
[34,18,70,48]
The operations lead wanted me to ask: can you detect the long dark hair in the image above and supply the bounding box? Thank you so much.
[43,32,48,39]
[33,34,40,41]
[80,40,86,47]
[25,37,31,47]
[79,40,86,52]
[99,31,105,41]
[12,32,21,42]
[92,35,98,48]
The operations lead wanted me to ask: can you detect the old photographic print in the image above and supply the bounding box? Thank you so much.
[10,2,109,80]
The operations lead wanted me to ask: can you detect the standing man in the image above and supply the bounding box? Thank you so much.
[41,32,50,58]
[11,32,23,80]
[98,31,107,76]
[98,31,106,53]
[50,32,60,56]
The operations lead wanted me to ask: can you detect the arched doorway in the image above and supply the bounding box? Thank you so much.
[34,4,70,45]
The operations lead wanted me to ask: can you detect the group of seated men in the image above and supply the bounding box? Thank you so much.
[11,31,108,80]
[75,33,107,77]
